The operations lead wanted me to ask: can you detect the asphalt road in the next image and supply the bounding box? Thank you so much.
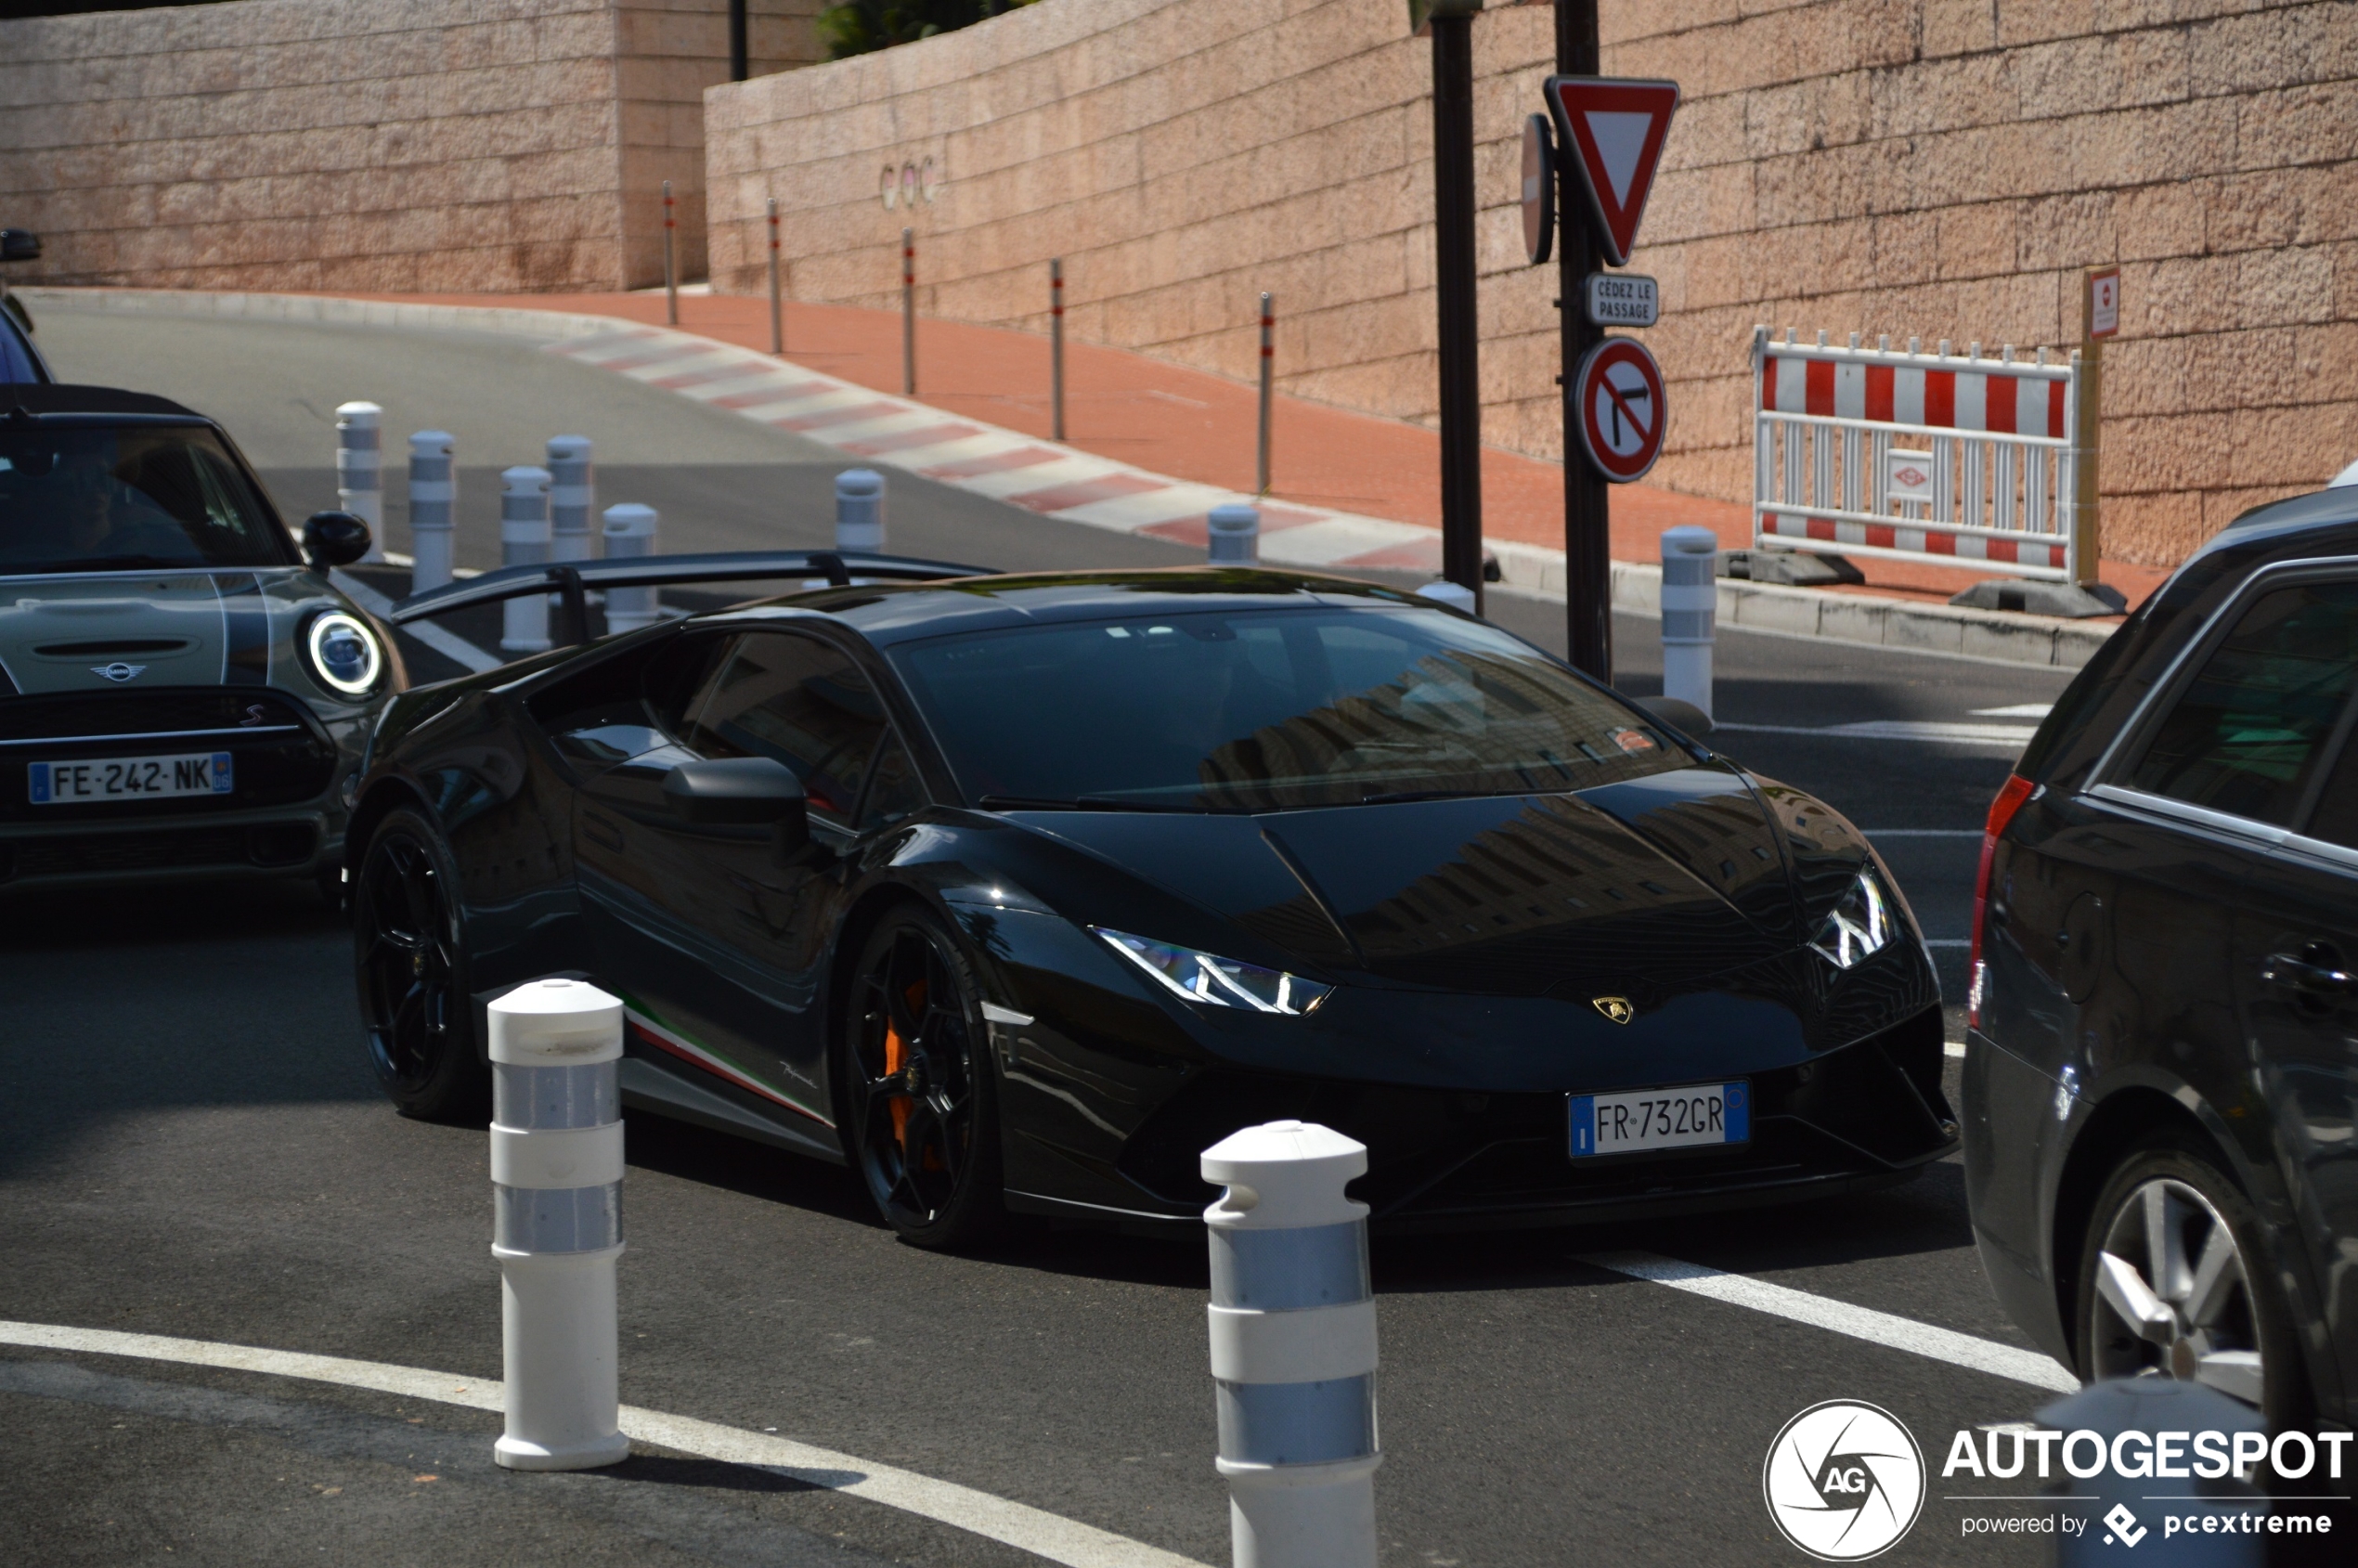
[1,306,2123,1566]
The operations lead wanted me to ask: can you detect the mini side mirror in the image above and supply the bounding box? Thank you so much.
[303,510,372,568]
[0,229,39,264]
[662,756,810,853]
[1633,694,1713,738]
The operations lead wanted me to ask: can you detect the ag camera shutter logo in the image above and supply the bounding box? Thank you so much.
[1763,1400,1925,1561]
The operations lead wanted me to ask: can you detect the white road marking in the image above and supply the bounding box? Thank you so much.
[330,570,502,675]
[1972,703,2054,719]
[1714,719,2039,746]
[1577,1251,2078,1393]
[0,1320,1205,1568]
[1945,1043,1966,1057]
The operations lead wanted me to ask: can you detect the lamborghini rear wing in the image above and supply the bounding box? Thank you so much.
[385,549,993,646]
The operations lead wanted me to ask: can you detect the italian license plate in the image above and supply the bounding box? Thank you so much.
[28,751,234,804]
[1569,1080,1748,1158]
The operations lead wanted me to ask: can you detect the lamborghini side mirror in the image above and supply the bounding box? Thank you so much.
[302,510,372,568]
[661,757,810,854]
[1634,694,1713,738]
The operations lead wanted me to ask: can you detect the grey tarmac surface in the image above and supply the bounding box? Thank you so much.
[2,307,2109,1566]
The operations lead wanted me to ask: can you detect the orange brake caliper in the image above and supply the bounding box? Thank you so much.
[883,1021,911,1147]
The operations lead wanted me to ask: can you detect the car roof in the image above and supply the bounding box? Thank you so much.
[0,383,207,421]
[705,568,1443,647]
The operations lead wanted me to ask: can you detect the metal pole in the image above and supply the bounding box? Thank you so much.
[1430,10,1484,615]
[1050,257,1067,443]
[1557,0,1611,681]
[2074,269,2104,590]
[767,198,783,355]
[1257,292,1275,496]
[662,180,678,327]
[728,0,748,82]
[901,227,915,395]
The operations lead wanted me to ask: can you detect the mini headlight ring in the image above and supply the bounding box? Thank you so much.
[306,610,384,697]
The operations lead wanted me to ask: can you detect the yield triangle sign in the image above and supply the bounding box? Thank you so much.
[1544,77,1679,267]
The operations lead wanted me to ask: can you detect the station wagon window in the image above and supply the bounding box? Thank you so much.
[681,633,887,826]
[2125,579,2358,827]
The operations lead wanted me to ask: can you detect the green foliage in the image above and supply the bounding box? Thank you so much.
[818,0,1040,60]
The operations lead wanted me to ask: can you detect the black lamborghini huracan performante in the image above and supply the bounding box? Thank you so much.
[349,566,1954,1247]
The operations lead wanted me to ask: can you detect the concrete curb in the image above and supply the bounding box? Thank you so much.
[26,286,2118,670]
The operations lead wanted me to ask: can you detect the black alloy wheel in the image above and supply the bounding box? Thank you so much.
[2074,1136,2308,1431]
[354,808,486,1121]
[842,907,1004,1248]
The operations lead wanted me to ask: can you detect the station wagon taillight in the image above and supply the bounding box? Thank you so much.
[1968,772,2037,1031]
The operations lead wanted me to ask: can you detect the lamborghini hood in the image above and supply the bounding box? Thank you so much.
[1016,762,1813,998]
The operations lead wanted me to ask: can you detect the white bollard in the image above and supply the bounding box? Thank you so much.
[1208,503,1260,566]
[500,465,553,654]
[547,436,595,566]
[601,503,662,634]
[488,978,629,1472]
[1416,581,1476,615]
[1202,1121,1380,1568]
[407,431,457,594]
[1660,525,1718,721]
[835,468,885,552]
[335,402,384,563]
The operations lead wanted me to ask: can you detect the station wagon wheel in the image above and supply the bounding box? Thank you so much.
[843,908,1004,1249]
[354,808,486,1121]
[2076,1140,2306,1431]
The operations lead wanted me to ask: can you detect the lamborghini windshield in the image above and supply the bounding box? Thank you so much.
[0,424,291,575]
[891,603,1691,811]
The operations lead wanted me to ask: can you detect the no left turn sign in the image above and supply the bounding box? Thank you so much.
[1573,337,1667,483]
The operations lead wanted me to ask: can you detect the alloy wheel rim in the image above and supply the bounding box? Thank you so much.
[356,834,457,1090]
[851,927,977,1229]
[2090,1176,2265,1407]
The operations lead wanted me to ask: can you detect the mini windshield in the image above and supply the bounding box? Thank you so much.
[0,424,290,575]
[891,603,1691,811]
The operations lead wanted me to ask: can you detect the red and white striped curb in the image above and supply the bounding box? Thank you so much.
[546,323,1472,578]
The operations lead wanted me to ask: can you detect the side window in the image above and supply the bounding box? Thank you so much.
[2300,735,2358,850]
[859,733,927,830]
[681,633,886,825]
[2126,580,2358,827]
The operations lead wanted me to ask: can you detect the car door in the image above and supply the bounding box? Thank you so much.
[2080,570,2358,1418]
[573,628,899,1146]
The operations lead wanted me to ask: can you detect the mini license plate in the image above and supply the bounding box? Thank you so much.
[1569,1081,1749,1159]
[28,751,234,805]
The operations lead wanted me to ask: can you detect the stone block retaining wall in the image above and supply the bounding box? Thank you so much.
[0,0,821,293]
[706,0,2358,565]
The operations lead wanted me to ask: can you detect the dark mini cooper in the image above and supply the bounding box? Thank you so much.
[352,566,1953,1246]
[1966,486,2358,1439]
[0,385,395,900]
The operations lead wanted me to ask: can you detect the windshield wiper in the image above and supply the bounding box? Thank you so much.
[13,554,212,575]
[979,793,1222,813]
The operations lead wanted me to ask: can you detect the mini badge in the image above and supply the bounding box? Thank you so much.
[1592,995,1634,1024]
[91,662,147,682]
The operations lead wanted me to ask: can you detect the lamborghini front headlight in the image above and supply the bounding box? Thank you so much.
[1093,927,1332,1015]
[1810,865,1902,970]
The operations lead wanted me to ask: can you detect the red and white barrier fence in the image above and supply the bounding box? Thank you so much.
[1753,327,2082,582]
